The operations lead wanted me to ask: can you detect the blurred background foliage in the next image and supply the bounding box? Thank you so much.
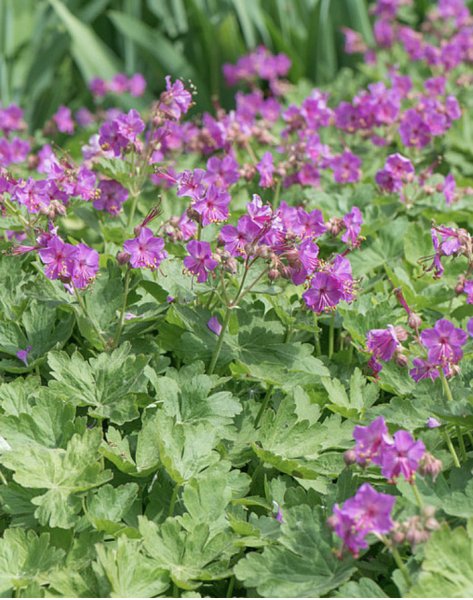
[0,0,438,130]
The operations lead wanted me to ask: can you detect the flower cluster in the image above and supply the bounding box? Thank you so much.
[366,318,469,381]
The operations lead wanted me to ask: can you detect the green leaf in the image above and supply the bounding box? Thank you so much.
[48,342,149,424]
[49,0,119,81]
[408,524,473,597]
[1,429,112,528]
[140,516,234,590]
[0,529,64,596]
[322,368,379,418]
[335,577,388,597]
[156,414,220,485]
[94,537,170,597]
[86,483,139,535]
[152,362,242,432]
[234,505,355,597]
[253,397,352,479]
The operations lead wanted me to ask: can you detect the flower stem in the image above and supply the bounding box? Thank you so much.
[456,426,467,461]
[391,546,412,587]
[127,191,140,229]
[443,429,461,468]
[328,313,335,358]
[112,267,132,349]
[254,386,273,429]
[411,481,424,509]
[313,314,322,355]
[208,308,231,375]
[439,370,454,402]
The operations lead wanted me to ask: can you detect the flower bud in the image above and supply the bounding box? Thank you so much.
[117,251,131,265]
[418,452,443,480]
[391,529,405,545]
[425,517,440,531]
[394,351,409,368]
[408,312,422,330]
[268,268,280,281]
[343,449,357,466]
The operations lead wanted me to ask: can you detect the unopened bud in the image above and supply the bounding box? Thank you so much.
[268,268,280,281]
[117,251,131,265]
[422,505,437,519]
[343,449,357,466]
[391,529,406,545]
[394,352,409,368]
[425,517,440,531]
[418,452,443,480]
[408,312,422,330]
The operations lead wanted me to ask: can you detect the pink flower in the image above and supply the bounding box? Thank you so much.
[207,316,222,336]
[123,227,167,270]
[71,244,99,289]
[420,319,467,365]
[39,236,77,281]
[380,430,425,483]
[183,240,218,283]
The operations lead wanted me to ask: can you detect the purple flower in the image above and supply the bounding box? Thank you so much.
[219,216,261,256]
[128,73,147,97]
[94,179,128,216]
[53,106,75,134]
[409,358,440,382]
[160,76,193,120]
[399,110,431,148]
[116,109,145,144]
[331,150,361,184]
[123,227,167,270]
[341,206,363,245]
[366,325,400,362]
[110,73,129,94]
[329,483,395,556]
[16,345,32,366]
[183,240,218,283]
[39,236,77,281]
[427,417,441,429]
[420,319,467,365]
[442,173,456,205]
[256,152,275,188]
[302,272,343,313]
[193,185,230,226]
[207,316,222,336]
[90,77,108,97]
[353,416,388,466]
[380,430,425,483]
[467,318,473,338]
[71,244,99,289]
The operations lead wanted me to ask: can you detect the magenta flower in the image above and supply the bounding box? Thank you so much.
[380,430,425,483]
[160,76,193,120]
[409,358,440,382]
[366,325,400,362]
[329,483,395,556]
[39,236,77,281]
[94,179,128,216]
[341,206,362,245]
[123,227,167,270]
[468,318,473,338]
[53,106,75,134]
[71,244,99,289]
[256,152,275,188]
[207,316,222,336]
[16,345,32,366]
[427,417,441,429]
[219,216,261,256]
[353,416,388,466]
[302,272,343,313]
[442,173,456,205]
[183,240,218,283]
[128,73,147,97]
[193,185,230,226]
[331,150,361,184]
[420,319,467,365]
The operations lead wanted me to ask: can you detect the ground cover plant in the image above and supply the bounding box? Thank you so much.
[2,0,473,597]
